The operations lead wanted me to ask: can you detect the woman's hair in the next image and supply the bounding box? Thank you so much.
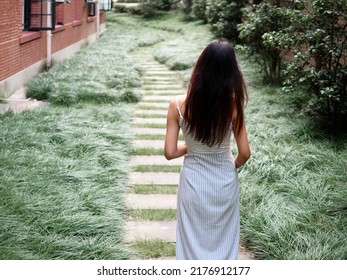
[183,38,248,146]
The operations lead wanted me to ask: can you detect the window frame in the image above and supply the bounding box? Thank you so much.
[23,0,56,31]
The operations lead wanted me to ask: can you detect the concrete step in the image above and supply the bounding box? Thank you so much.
[142,95,173,102]
[133,118,166,125]
[129,155,183,166]
[134,109,167,116]
[140,89,185,96]
[136,102,168,109]
[124,221,176,243]
[133,127,167,135]
[126,194,177,209]
[129,172,179,185]
[132,139,164,149]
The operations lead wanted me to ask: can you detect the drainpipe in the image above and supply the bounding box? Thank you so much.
[96,1,100,38]
[47,30,52,69]
[46,2,52,69]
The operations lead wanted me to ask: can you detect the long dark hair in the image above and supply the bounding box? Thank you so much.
[183,38,248,146]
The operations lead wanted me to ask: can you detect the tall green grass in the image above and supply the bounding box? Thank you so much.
[238,56,347,260]
[0,12,172,260]
[0,106,133,259]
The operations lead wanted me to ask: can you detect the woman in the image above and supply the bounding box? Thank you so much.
[164,38,250,260]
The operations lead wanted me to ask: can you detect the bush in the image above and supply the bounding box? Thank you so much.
[192,0,207,22]
[206,0,247,42]
[238,2,291,84]
[180,0,194,20]
[264,0,347,130]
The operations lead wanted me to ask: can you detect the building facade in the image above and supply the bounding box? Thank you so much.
[0,0,112,98]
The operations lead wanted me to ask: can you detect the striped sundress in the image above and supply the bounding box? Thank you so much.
[175,97,240,260]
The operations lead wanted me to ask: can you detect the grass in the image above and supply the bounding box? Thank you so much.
[0,106,134,259]
[128,209,176,221]
[236,54,347,260]
[0,11,173,260]
[132,239,176,259]
[133,184,177,195]
[133,165,181,173]
[131,147,164,156]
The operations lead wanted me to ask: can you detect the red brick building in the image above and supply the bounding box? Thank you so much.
[0,0,112,98]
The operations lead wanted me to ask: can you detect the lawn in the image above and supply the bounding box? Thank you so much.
[1,10,346,260]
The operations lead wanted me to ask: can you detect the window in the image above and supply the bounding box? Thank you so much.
[23,0,55,31]
[99,0,113,11]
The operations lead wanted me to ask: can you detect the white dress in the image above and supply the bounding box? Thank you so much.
[175,97,240,260]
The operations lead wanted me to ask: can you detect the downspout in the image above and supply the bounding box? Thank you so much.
[46,2,52,69]
[47,30,52,69]
[96,0,100,39]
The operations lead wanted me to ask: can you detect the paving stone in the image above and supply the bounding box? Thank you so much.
[133,127,167,135]
[132,118,166,125]
[134,110,168,116]
[129,155,183,166]
[124,221,176,243]
[132,140,164,149]
[141,90,186,96]
[142,84,182,90]
[126,194,177,209]
[137,102,168,109]
[142,95,173,102]
[129,172,179,185]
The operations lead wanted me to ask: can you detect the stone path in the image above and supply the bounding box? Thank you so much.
[126,46,254,260]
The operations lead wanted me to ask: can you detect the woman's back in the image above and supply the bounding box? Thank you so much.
[176,96,232,155]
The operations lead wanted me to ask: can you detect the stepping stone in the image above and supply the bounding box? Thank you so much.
[132,140,164,149]
[134,127,166,135]
[124,221,176,243]
[129,172,179,185]
[126,194,177,209]
[132,118,166,125]
[143,85,183,90]
[144,76,178,81]
[137,102,168,109]
[129,155,183,166]
[135,109,168,116]
[141,90,185,95]
[142,95,173,102]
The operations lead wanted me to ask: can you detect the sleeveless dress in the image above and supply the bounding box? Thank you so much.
[175,96,240,260]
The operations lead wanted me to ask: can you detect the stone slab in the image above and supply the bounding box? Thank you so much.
[126,194,177,209]
[133,118,166,125]
[129,172,180,185]
[124,221,176,243]
[129,155,183,166]
[133,127,167,135]
[142,95,173,102]
[134,110,168,116]
[132,140,164,149]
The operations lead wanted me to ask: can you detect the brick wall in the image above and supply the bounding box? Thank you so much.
[0,0,106,93]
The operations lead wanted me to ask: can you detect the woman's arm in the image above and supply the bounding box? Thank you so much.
[231,97,250,168]
[164,99,187,160]
[233,122,250,168]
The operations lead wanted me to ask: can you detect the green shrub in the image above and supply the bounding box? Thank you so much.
[263,0,347,131]
[238,2,291,84]
[206,0,247,42]
[192,0,207,22]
